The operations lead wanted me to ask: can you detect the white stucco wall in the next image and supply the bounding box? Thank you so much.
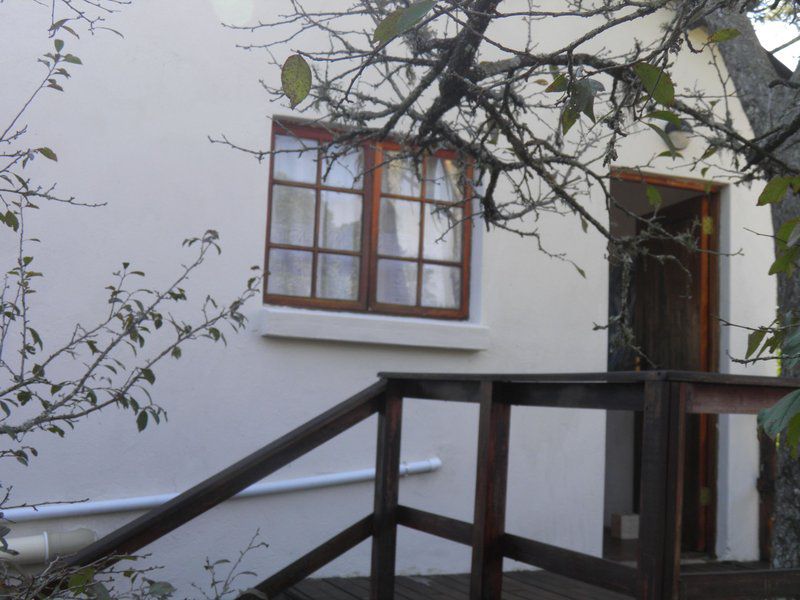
[0,0,777,591]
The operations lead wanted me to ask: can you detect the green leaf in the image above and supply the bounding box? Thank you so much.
[148,581,177,598]
[62,53,82,65]
[646,123,679,156]
[36,147,58,161]
[50,19,69,32]
[573,79,605,122]
[68,568,95,593]
[4,210,19,231]
[783,328,800,371]
[787,222,800,248]
[644,110,682,128]
[545,73,568,93]
[787,413,800,457]
[746,328,768,359]
[633,62,675,106]
[646,185,662,208]
[558,78,605,133]
[54,39,64,53]
[769,245,800,275]
[281,54,312,108]
[700,145,717,160]
[708,28,741,43]
[62,24,79,38]
[136,411,148,431]
[759,388,800,439]
[140,367,156,385]
[758,176,792,206]
[775,218,800,246]
[561,106,579,134]
[90,582,112,600]
[374,0,436,44]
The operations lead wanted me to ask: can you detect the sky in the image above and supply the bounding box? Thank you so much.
[755,20,800,69]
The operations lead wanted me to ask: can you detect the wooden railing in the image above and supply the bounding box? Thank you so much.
[66,371,800,600]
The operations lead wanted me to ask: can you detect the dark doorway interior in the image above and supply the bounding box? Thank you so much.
[604,172,719,559]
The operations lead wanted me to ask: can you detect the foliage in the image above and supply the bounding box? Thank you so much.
[1,531,269,599]
[0,1,264,596]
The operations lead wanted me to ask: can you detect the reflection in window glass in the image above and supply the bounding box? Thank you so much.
[273,135,318,184]
[378,198,420,258]
[381,151,421,197]
[425,156,463,202]
[377,259,417,306]
[317,254,359,300]
[322,145,364,189]
[424,205,463,262]
[270,185,316,246]
[270,185,316,247]
[422,264,460,309]
[268,249,313,297]
[319,191,362,251]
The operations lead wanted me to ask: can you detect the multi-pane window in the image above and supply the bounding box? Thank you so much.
[265,122,472,319]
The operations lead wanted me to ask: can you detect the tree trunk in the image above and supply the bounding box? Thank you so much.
[771,192,800,569]
[773,196,800,568]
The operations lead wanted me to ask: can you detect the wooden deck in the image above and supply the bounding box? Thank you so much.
[274,570,632,599]
[274,561,773,600]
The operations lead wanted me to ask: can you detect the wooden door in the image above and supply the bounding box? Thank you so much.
[633,194,718,554]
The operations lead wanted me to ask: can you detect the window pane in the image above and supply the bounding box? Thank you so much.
[377,259,418,306]
[378,198,420,258]
[267,249,312,297]
[425,156,463,203]
[273,135,318,184]
[381,151,421,197]
[422,264,461,309]
[270,185,316,247]
[424,205,463,262]
[319,191,362,251]
[317,253,359,301]
[322,145,364,189]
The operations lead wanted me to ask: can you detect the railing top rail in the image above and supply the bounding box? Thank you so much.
[379,370,800,388]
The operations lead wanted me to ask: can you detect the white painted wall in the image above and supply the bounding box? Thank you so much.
[716,183,778,561]
[0,0,776,591]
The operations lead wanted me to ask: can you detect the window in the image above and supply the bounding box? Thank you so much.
[265,121,472,319]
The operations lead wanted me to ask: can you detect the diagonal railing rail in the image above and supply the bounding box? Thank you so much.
[65,380,385,567]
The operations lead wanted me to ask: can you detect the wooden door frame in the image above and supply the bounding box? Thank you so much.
[611,168,721,555]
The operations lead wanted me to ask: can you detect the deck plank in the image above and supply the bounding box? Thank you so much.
[275,571,635,599]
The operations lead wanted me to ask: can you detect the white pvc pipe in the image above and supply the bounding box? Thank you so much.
[2,457,442,523]
[4,528,97,565]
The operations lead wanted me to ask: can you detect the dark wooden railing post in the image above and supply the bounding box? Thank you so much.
[637,380,671,600]
[470,380,511,600]
[370,382,403,600]
[662,382,687,600]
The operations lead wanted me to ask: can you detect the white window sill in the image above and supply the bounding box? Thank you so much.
[258,305,489,351]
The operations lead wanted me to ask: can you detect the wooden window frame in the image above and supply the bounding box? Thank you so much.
[264,120,472,320]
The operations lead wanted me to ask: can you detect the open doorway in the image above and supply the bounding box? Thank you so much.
[604,170,720,561]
